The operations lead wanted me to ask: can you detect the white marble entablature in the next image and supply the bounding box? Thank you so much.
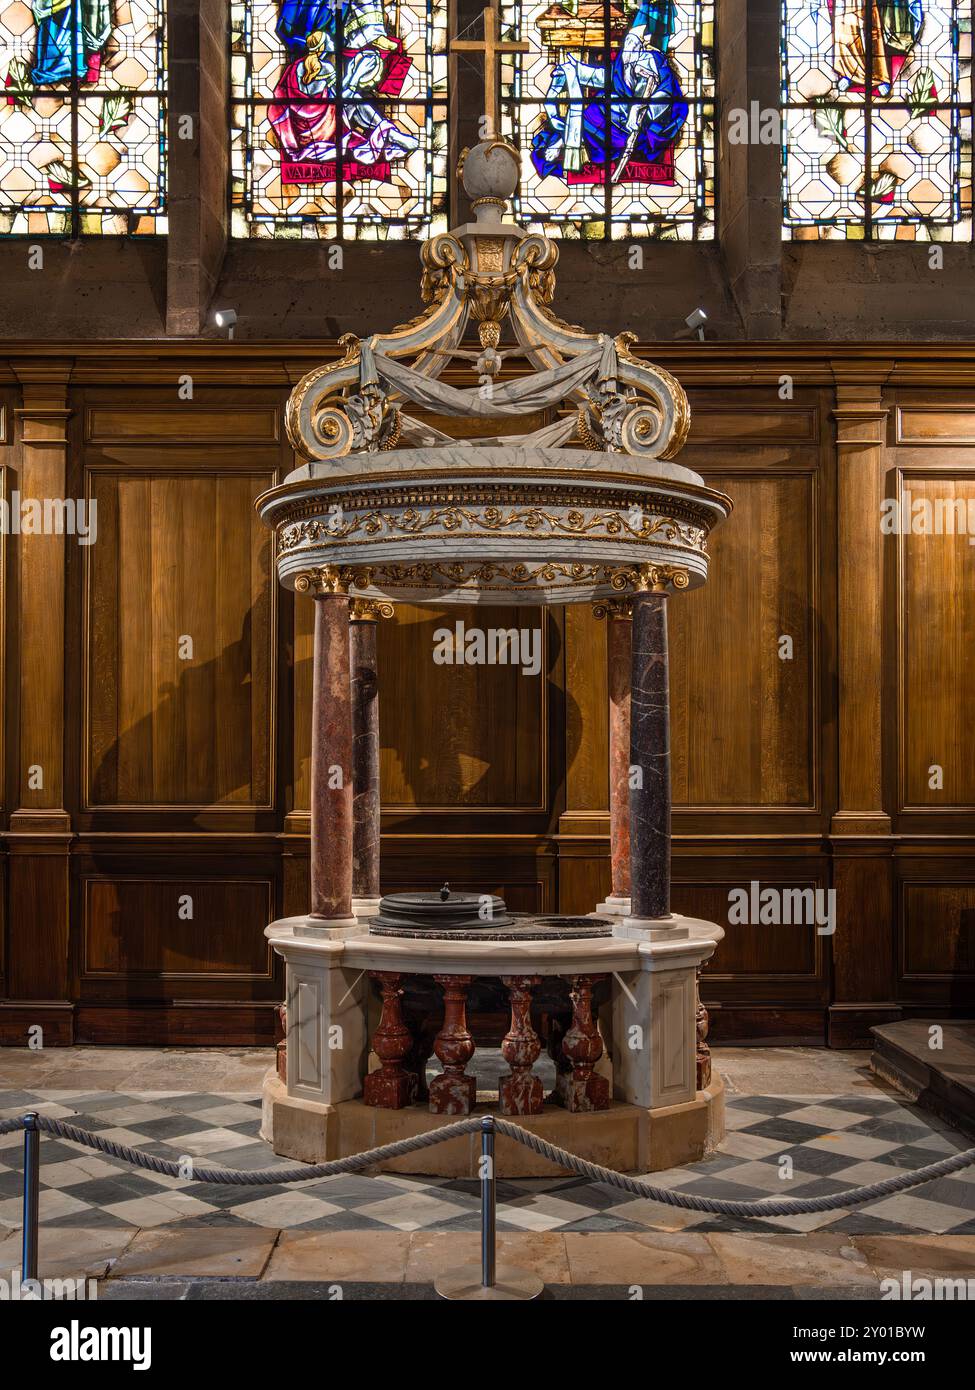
[257,446,731,606]
[278,445,710,488]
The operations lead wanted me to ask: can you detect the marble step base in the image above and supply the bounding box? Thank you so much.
[261,1070,725,1177]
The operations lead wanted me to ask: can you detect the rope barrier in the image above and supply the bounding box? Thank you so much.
[7,1106,975,1208]
[491,1117,975,1217]
[7,1108,975,1296]
[26,1112,483,1184]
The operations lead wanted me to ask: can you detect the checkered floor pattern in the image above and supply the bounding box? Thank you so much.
[2,1089,974,1237]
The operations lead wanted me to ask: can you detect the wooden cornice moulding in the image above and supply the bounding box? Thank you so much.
[0,342,972,390]
[9,357,75,388]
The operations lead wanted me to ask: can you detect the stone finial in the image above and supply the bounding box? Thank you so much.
[462,139,521,225]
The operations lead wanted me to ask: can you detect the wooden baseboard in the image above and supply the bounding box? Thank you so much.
[0,1001,75,1046]
[705,1005,826,1047]
[74,1003,278,1047]
[828,1003,904,1048]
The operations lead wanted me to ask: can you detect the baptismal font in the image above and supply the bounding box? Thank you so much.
[256,127,732,1177]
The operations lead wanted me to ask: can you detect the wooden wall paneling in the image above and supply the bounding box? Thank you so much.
[81,879,275,996]
[673,850,831,1044]
[896,861,975,1009]
[560,601,608,838]
[380,835,557,913]
[827,379,897,1045]
[669,468,816,809]
[831,382,891,836]
[2,363,75,1042]
[669,389,828,834]
[378,603,547,814]
[83,467,277,816]
[287,586,314,826]
[70,836,284,1044]
[888,398,975,832]
[61,385,291,1042]
[1,347,973,1048]
[557,837,612,916]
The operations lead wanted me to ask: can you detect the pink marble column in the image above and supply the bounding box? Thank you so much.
[349,599,391,909]
[303,576,354,922]
[608,608,632,901]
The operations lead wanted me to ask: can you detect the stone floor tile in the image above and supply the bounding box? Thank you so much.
[0,1224,135,1279]
[405,1230,570,1283]
[857,1193,974,1234]
[600,1198,707,1232]
[563,1231,727,1285]
[227,1192,343,1228]
[100,1195,205,1228]
[108,1224,276,1279]
[263,1229,411,1282]
[851,1233,975,1277]
[706,1233,877,1286]
[349,1192,473,1231]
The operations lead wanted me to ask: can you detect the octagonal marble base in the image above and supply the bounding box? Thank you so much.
[260,1070,725,1178]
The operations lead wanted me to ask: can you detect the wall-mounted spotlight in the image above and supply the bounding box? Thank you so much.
[214,308,238,340]
[685,307,708,341]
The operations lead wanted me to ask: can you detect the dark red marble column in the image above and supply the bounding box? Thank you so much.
[349,599,390,905]
[606,602,632,902]
[629,585,672,920]
[309,583,354,920]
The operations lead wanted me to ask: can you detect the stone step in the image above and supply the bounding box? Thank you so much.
[870,1020,975,1140]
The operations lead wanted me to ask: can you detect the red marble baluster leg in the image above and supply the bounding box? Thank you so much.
[555,974,610,1113]
[428,975,477,1115]
[696,968,712,1090]
[363,972,417,1109]
[499,975,544,1116]
[276,1002,288,1084]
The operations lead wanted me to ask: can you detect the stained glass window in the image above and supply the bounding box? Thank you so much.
[498,0,715,239]
[782,2,972,239]
[231,0,448,239]
[0,1,166,235]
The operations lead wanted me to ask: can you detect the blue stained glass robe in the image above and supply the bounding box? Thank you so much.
[276,0,340,54]
[531,45,688,180]
[31,0,112,86]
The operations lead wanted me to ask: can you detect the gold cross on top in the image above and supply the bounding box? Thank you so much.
[450,5,530,139]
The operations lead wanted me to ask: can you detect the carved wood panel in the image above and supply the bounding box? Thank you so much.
[81,875,276,1000]
[669,471,817,810]
[84,468,276,810]
[898,472,975,813]
[294,600,548,815]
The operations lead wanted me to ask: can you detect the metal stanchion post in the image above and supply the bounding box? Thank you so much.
[435,1114,544,1301]
[480,1115,496,1288]
[21,1113,40,1284]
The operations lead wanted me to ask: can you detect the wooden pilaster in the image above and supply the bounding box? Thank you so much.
[829,379,897,1045]
[3,362,74,1041]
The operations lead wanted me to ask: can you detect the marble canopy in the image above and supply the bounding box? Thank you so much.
[257,137,731,606]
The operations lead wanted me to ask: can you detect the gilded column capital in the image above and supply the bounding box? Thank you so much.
[349,596,395,623]
[294,565,358,596]
[592,597,634,621]
[631,564,690,595]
